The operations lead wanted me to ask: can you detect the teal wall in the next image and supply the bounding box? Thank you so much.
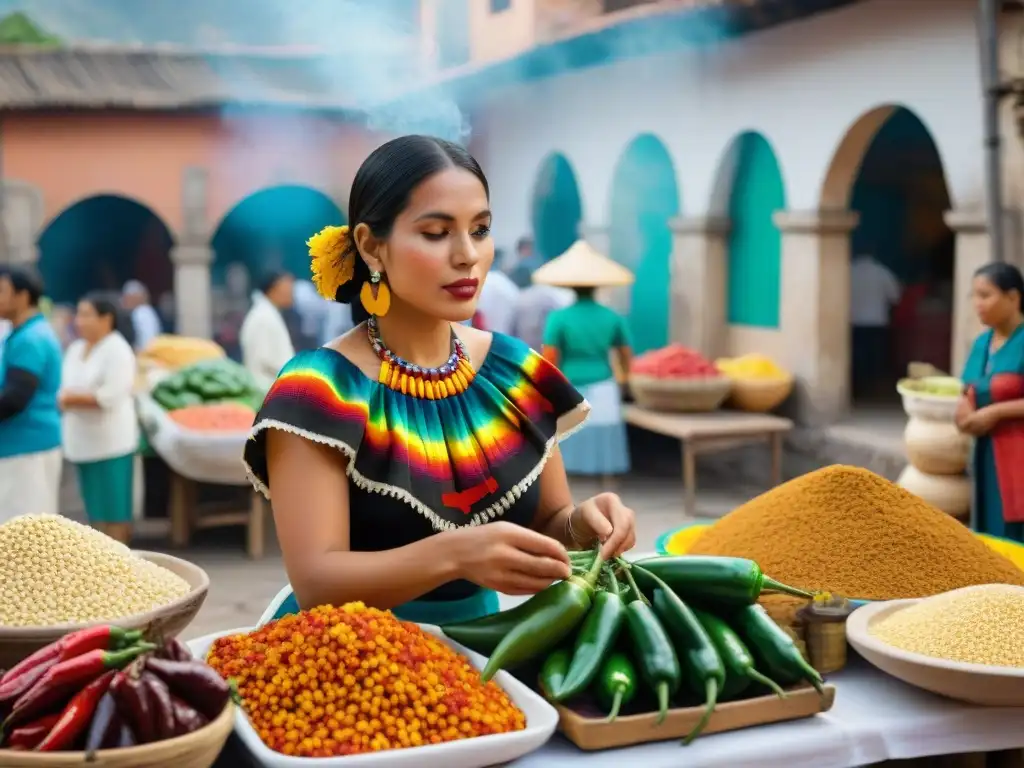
[608,134,679,353]
[211,186,345,285]
[530,153,583,262]
[726,132,785,328]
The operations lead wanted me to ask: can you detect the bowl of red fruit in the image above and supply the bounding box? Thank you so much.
[628,345,732,413]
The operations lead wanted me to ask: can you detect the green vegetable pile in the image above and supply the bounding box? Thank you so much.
[442,552,825,745]
[150,359,265,412]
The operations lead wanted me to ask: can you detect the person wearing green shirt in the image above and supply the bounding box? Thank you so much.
[542,284,632,484]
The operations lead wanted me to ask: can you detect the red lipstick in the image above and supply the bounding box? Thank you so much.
[443,278,479,300]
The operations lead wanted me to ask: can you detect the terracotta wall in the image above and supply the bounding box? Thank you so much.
[1,112,388,238]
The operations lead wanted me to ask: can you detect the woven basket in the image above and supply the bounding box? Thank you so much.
[629,375,732,413]
[726,376,794,413]
[0,551,209,670]
[0,702,234,768]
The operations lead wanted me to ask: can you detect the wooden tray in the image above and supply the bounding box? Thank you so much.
[554,683,836,750]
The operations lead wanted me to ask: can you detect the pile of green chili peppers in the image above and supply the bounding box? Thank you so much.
[442,551,826,746]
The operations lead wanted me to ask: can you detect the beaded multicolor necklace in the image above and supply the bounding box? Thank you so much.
[367,315,476,399]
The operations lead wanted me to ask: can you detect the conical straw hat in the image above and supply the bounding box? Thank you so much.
[531,240,635,288]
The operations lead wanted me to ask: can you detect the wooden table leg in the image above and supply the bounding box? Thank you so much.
[769,432,783,487]
[169,473,192,548]
[682,441,697,518]
[247,492,266,560]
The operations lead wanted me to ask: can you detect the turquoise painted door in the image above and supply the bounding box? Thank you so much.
[726,134,785,328]
[531,154,583,261]
[609,135,679,353]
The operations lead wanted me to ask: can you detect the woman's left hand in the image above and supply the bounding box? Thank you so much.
[964,405,1000,436]
[572,493,636,559]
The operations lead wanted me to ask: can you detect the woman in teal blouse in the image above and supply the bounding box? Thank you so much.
[543,285,632,483]
[957,262,1024,542]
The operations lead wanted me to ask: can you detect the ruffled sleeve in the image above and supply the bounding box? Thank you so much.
[243,348,371,498]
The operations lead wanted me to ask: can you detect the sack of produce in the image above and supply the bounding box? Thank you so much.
[137,335,225,371]
[903,417,970,475]
[630,345,731,412]
[0,632,232,754]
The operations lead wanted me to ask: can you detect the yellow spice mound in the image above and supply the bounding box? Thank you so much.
[871,585,1024,667]
[690,465,1024,602]
[207,603,525,758]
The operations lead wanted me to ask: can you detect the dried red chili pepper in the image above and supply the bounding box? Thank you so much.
[139,671,176,741]
[3,713,61,750]
[57,626,144,662]
[110,669,156,744]
[155,638,193,663]
[0,663,55,714]
[36,670,116,752]
[143,657,230,721]
[2,644,153,731]
[170,695,208,737]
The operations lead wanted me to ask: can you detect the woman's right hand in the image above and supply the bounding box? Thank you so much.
[449,521,572,595]
[955,395,975,432]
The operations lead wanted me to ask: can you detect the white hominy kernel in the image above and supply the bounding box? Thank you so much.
[0,514,192,627]
[870,584,1024,668]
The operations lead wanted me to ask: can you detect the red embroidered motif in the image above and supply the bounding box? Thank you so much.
[442,477,499,515]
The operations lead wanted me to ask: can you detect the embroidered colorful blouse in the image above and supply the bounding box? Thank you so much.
[243,332,590,601]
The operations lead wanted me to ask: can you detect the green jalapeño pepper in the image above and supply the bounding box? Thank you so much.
[634,555,813,606]
[692,608,786,701]
[623,588,680,725]
[480,554,604,683]
[728,604,824,695]
[440,600,540,656]
[641,566,724,746]
[557,575,626,701]
[593,651,637,723]
[539,649,571,701]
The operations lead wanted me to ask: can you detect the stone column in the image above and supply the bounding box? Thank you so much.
[0,181,44,266]
[945,209,990,376]
[172,166,214,339]
[773,209,860,424]
[668,216,729,355]
[577,222,628,312]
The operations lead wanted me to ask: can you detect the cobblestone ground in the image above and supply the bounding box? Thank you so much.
[60,467,760,641]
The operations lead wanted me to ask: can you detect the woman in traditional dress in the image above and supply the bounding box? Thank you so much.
[957,262,1024,542]
[535,241,634,486]
[247,136,636,625]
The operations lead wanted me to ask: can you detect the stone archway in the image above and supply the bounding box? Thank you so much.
[37,194,175,307]
[820,104,954,406]
[608,133,680,353]
[529,152,584,264]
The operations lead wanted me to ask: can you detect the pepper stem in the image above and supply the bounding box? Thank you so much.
[654,682,669,726]
[584,550,606,587]
[619,561,650,607]
[801,664,826,697]
[602,565,620,596]
[761,576,813,599]
[682,678,718,746]
[605,689,623,723]
[747,668,787,699]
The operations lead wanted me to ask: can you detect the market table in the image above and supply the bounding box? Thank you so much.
[622,405,793,516]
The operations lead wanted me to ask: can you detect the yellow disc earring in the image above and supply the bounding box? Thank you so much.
[360,270,391,317]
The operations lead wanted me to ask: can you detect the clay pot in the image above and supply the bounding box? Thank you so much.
[903,417,970,476]
[897,465,971,518]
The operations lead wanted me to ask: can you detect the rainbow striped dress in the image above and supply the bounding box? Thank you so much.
[243,332,590,622]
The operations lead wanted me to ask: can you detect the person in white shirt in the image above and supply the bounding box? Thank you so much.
[121,280,163,352]
[512,283,575,352]
[60,294,139,544]
[477,265,520,335]
[850,252,902,396]
[240,271,296,391]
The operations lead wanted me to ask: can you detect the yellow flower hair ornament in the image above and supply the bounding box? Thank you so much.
[307,224,355,300]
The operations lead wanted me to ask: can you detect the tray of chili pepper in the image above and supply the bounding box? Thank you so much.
[0,627,235,768]
[442,549,837,751]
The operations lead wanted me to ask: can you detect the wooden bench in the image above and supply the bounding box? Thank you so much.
[623,405,794,517]
[167,472,269,559]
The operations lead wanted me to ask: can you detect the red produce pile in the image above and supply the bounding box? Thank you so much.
[630,344,720,379]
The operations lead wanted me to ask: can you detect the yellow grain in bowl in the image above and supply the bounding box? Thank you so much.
[870,584,1024,667]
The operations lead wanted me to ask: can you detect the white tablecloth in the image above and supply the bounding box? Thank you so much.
[511,659,1024,767]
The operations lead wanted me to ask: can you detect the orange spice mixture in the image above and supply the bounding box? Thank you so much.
[207,603,526,757]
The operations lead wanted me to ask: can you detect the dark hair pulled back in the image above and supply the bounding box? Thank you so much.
[83,291,135,346]
[0,265,44,306]
[975,262,1024,309]
[337,135,489,324]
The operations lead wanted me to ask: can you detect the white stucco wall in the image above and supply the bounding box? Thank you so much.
[472,0,984,253]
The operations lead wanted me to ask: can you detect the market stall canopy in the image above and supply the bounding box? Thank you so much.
[531,239,635,288]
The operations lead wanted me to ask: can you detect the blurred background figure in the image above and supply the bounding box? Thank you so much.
[506,235,543,289]
[512,279,574,352]
[0,266,63,522]
[60,293,138,544]
[850,251,901,399]
[121,279,163,351]
[292,277,330,350]
[240,270,295,390]
[477,249,520,336]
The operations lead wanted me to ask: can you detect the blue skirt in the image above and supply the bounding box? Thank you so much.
[560,378,630,475]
